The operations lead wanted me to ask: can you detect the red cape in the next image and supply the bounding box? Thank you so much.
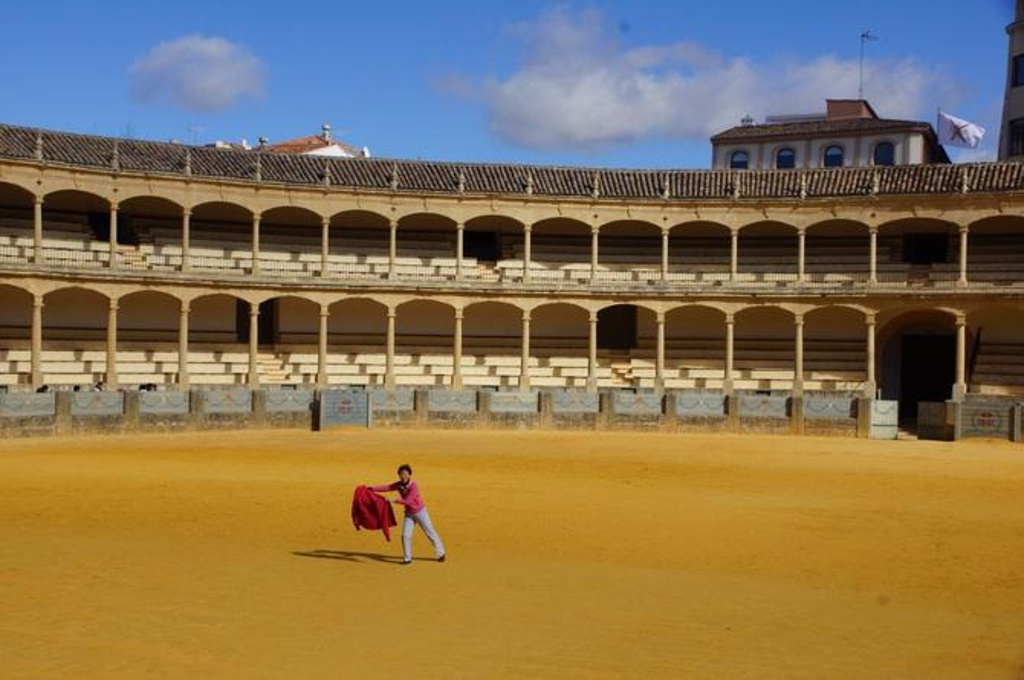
[351,485,398,541]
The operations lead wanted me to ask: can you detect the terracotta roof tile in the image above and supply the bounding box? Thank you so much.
[0,123,1021,201]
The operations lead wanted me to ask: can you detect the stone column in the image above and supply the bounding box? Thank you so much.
[868,225,878,284]
[590,226,600,282]
[725,313,735,395]
[660,230,669,282]
[793,313,804,396]
[178,301,190,389]
[31,295,43,388]
[33,196,43,264]
[730,229,739,281]
[248,303,259,387]
[865,313,876,397]
[320,216,330,278]
[954,314,967,400]
[385,310,396,387]
[452,310,464,389]
[958,225,969,286]
[251,214,261,275]
[106,299,119,389]
[456,222,465,280]
[388,219,398,278]
[520,311,531,389]
[523,224,533,283]
[587,311,598,391]
[797,229,807,282]
[181,208,192,272]
[108,202,119,269]
[656,311,666,389]
[318,306,329,389]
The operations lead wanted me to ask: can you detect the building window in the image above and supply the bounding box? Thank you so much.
[1014,55,1024,88]
[776,148,796,169]
[729,150,749,170]
[1011,118,1024,158]
[823,145,844,168]
[873,142,895,166]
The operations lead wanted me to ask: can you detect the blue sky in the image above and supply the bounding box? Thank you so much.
[0,0,1012,168]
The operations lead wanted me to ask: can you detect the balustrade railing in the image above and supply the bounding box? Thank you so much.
[3,242,1020,292]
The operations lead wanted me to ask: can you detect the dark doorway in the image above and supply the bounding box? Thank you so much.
[900,334,955,416]
[235,300,279,345]
[597,305,637,350]
[464,231,500,262]
[903,234,948,265]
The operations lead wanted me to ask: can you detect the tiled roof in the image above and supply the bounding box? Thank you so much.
[264,134,366,157]
[710,117,932,142]
[1,123,1021,201]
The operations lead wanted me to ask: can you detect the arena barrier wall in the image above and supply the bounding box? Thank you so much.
[1,388,1016,441]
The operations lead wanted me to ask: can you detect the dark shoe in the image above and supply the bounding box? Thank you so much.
[438,554,446,563]
[401,560,412,565]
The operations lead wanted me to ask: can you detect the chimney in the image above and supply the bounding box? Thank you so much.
[826,99,877,121]
[321,123,332,142]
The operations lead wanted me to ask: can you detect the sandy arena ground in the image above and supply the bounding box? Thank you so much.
[2,429,1024,679]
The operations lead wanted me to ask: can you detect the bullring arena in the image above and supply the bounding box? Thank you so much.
[1,125,1024,677]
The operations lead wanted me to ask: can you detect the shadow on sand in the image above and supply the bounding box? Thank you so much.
[292,549,421,565]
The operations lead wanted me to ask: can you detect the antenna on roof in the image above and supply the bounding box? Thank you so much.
[859,30,879,100]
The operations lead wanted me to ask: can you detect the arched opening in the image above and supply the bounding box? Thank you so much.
[661,306,726,389]
[873,142,896,167]
[531,303,589,388]
[966,305,1024,396]
[464,301,523,388]
[260,207,322,277]
[329,210,390,279]
[776,147,796,170]
[43,287,109,387]
[465,215,524,282]
[877,218,958,285]
[804,307,867,392]
[667,222,731,282]
[598,221,661,282]
[118,291,180,387]
[0,285,32,387]
[967,216,1024,286]
[119,196,184,272]
[42,190,111,268]
[823,145,845,168]
[730,150,749,170]
[328,298,388,387]
[396,300,455,386]
[396,213,458,279]
[734,307,795,391]
[530,218,591,284]
[805,220,871,284]
[190,202,253,274]
[189,294,247,386]
[879,310,958,418]
[0,182,35,264]
[738,222,798,281]
[268,296,320,385]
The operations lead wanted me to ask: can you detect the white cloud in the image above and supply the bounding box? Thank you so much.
[130,35,266,113]
[458,8,964,151]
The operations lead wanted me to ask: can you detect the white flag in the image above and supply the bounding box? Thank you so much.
[937,111,986,149]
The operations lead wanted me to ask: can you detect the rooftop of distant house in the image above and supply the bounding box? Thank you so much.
[711,99,949,162]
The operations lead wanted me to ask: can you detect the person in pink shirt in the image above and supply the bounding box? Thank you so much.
[370,464,446,565]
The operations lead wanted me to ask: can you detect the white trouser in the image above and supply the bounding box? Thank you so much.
[403,509,445,562]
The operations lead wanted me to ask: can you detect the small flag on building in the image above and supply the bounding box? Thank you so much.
[937,111,986,149]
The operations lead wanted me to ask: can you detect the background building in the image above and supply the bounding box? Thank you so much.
[711,99,949,171]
